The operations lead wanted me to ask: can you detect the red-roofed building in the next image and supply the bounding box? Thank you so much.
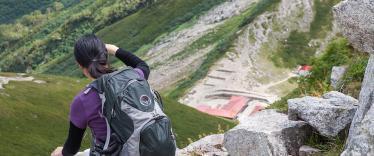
[196,96,249,119]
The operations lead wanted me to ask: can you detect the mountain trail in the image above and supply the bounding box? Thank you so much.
[147,0,257,89]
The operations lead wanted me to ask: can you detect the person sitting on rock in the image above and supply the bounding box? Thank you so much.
[51,34,150,156]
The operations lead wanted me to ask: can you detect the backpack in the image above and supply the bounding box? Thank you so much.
[90,68,176,156]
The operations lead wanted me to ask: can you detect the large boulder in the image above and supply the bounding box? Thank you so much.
[334,0,374,155]
[177,134,228,156]
[223,110,310,156]
[288,91,358,137]
[330,66,347,90]
[333,0,374,55]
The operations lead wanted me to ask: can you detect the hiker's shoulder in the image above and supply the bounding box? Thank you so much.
[73,86,99,102]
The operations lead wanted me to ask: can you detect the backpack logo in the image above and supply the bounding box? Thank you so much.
[139,95,151,106]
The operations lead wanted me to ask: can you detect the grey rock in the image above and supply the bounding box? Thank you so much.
[333,0,374,54]
[330,66,347,90]
[223,110,310,156]
[341,55,374,156]
[288,91,358,137]
[334,0,374,155]
[177,134,228,156]
[299,145,321,156]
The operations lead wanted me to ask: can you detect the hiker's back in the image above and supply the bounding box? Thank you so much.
[93,68,176,156]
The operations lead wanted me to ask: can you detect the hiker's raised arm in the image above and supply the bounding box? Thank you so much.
[105,44,150,80]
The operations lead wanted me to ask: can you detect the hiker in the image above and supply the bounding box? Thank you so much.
[51,34,175,156]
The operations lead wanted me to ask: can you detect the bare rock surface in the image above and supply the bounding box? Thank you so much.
[0,75,34,89]
[330,66,347,90]
[288,91,358,137]
[333,0,374,54]
[334,0,374,155]
[299,145,321,156]
[177,134,228,156]
[223,109,310,156]
[340,55,374,156]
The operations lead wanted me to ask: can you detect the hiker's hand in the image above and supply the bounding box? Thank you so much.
[105,44,119,55]
[51,146,63,156]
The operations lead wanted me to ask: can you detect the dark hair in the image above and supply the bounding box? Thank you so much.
[74,34,115,79]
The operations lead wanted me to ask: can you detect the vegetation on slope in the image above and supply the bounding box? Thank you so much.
[97,0,226,53]
[268,37,369,155]
[0,0,153,75]
[0,0,78,24]
[166,0,281,99]
[0,73,234,155]
[0,0,226,77]
[270,0,341,68]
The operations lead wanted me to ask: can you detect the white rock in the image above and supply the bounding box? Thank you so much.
[33,80,46,84]
[299,145,321,156]
[177,134,228,156]
[224,110,310,156]
[288,91,358,137]
[333,0,374,55]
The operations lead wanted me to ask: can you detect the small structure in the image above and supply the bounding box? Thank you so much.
[196,96,249,119]
[295,65,312,76]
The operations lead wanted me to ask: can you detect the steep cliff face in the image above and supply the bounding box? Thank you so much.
[334,0,374,155]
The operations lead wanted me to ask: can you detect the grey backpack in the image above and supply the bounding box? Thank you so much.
[90,68,176,156]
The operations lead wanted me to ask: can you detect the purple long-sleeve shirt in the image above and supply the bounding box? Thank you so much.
[69,68,145,142]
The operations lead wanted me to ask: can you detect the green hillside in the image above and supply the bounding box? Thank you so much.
[0,73,235,155]
[0,0,78,24]
[0,0,225,77]
[0,0,153,75]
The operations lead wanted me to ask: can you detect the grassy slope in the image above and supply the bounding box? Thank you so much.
[0,0,150,75]
[0,0,77,24]
[270,0,341,68]
[268,37,369,155]
[97,0,225,53]
[0,73,234,155]
[37,0,225,77]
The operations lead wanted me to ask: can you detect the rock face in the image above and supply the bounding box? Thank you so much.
[288,91,358,137]
[333,0,374,55]
[334,0,374,155]
[223,110,310,156]
[330,66,347,90]
[340,56,374,155]
[177,134,228,156]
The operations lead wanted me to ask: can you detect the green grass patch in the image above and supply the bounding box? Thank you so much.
[305,129,348,156]
[270,0,341,68]
[268,37,369,154]
[0,73,235,155]
[97,0,226,52]
[268,37,369,113]
[162,96,236,147]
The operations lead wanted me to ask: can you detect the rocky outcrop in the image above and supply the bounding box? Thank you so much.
[333,0,374,55]
[299,145,321,156]
[288,91,358,137]
[334,0,374,155]
[0,75,35,89]
[177,134,228,156]
[340,56,374,155]
[223,110,310,156]
[330,66,347,90]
